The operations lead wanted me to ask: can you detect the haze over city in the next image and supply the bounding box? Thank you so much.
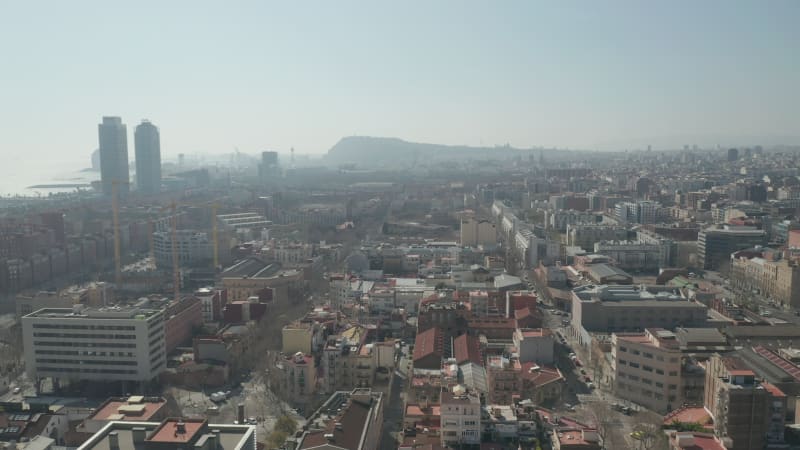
[4,3,800,450]
[1,0,799,168]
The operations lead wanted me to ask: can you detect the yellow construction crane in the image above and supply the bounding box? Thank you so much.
[170,202,179,302]
[166,200,220,301]
[114,196,220,301]
[111,180,130,285]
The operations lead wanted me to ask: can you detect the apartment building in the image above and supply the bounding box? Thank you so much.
[566,224,629,252]
[299,389,384,450]
[593,240,669,272]
[272,242,313,264]
[704,354,776,450]
[153,230,212,269]
[514,328,554,365]
[730,249,800,308]
[612,329,683,413]
[440,386,481,447]
[322,326,394,394]
[460,218,497,247]
[22,305,166,383]
[275,352,316,410]
[487,356,521,405]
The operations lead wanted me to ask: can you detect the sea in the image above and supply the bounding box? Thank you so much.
[0,159,99,198]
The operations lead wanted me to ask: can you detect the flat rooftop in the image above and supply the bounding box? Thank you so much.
[24,306,162,320]
[88,397,166,422]
[79,419,255,450]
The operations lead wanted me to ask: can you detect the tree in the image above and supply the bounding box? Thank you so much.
[275,415,297,435]
[631,423,668,450]
[266,430,288,449]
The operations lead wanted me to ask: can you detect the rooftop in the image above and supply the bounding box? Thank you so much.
[147,418,205,444]
[77,418,256,450]
[413,328,443,363]
[299,389,383,450]
[87,397,166,422]
[453,334,483,366]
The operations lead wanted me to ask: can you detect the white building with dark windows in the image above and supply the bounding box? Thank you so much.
[441,386,481,447]
[22,305,166,383]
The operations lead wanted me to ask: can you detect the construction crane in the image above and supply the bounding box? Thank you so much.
[170,202,179,302]
[114,195,220,301]
[111,180,130,285]
[166,200,220,301]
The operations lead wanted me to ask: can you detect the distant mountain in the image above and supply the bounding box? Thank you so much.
[324,136,537,166]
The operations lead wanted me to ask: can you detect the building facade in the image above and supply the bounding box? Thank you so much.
[22,305,166,382]
[440,387,481,447]
[611,329,683,413]
[134,120,161,194]
[98,116,129,196]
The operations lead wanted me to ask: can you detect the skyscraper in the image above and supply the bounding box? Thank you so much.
[134,120,162,194]
[98,116,129,195]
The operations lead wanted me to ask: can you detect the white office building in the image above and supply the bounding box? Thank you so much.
[22,304,166,382]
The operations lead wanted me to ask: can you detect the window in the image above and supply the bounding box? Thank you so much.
[642,365,653,372]
[669,357,679,363]
[643,352,653,359]
[668,384,678,390]
[618,359,627,365]
[655,382,664,388]
[632,349,641,355]
[668,371,678,376]
[629,362,640,368]
[655,369,664,375]
[619,346,627,352]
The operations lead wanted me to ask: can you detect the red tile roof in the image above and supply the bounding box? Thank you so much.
[762,381,786,398]
[88,397,166,422]
[520,362,563,387]
[663,406,712,427]
[454,334,483,366]
[413,327,443,362]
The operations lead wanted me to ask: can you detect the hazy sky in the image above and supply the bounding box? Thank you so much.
[1,1,798,163]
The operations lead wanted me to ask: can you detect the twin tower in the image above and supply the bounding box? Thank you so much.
[98,116,161,196]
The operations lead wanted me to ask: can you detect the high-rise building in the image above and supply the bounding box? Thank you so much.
[134,120,161,194]
[727,148,739,162]
[98,116,129,196]
[259,151,280,181]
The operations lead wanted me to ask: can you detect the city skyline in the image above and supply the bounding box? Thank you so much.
[0,0,798,166]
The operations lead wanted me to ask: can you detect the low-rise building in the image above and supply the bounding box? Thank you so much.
[487,355,521,405]
[298,389,384,450]
[76,417,256,450]
[571,285,708,336]
[440,386,481,447]
[275,352,316,410]
[78,396,168,434]
[514,328,554,365]
[612,329,683,413]
[730,249,800,308]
